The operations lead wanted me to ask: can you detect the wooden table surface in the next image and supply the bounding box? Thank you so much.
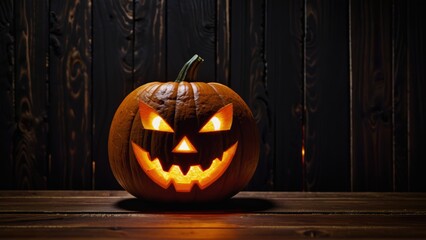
[0,191,425,239]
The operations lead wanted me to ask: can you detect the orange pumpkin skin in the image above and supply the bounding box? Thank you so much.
[108,56,259,202]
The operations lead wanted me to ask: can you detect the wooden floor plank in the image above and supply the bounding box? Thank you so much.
[2,190,426,199]
[1,213,425,228]
[0,191,425,238]
[1,227,425,239]
[1,191,425,214]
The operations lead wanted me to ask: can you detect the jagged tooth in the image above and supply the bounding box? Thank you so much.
[199,161,210,171]
[161,163,173,173]
[221,151,228,162]
[179,164,191,176]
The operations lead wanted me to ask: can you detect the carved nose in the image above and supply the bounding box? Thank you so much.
[172,136,198,153]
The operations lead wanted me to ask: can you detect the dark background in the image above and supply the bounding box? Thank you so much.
[0,0,425,191]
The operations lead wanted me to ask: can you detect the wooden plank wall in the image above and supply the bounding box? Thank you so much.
[0,0,425,191]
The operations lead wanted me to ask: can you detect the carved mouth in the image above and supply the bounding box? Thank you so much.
[131,142,238,192]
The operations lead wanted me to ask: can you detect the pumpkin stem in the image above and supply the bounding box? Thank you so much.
[175,54,204,82]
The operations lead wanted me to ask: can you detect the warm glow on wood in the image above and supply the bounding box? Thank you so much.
[199,104,233,132]
[132,141,238,192]
[172,136,198,153]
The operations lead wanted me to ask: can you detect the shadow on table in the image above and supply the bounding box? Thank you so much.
[115,197,275,213]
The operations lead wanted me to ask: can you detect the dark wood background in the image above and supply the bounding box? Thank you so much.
[0,0,425,191]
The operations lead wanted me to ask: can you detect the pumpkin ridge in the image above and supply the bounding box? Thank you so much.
[206,82,229,150]
[137,82,162,105]
[187,82,203,166]
[174,81,201,174]
[208,83,249,191]
[171,82,180,167]
[189,82,200,122]
[206,82,227,107]
[194,82,230,170]
[204,83,241,195]
[109,83,154,195]
[138,82,165,171]
[157,82,179,171]
[129,106,148,193]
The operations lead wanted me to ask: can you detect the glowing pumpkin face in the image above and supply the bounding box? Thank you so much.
[108,55,259,202]
[132,102,236,192]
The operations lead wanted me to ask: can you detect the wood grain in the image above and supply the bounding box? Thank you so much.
[393,0,409,191]
[0,0,15,189]
[92,0,134,190]
[49,0,92,189]
[231,0,271,190]
[2,213,425,228]
[166,0,216,82]
[407,0,426,191]
[304,0,350,191]
[216,0,230,85]
[3,191,425,214]
[133,0,166,86]
[267,0,303,190]
[1,0,426,192]
[351,0,393,191]
[13,0,49,189]
[1,227,426,239]
[0,191,425,239]
[0,214,425,239]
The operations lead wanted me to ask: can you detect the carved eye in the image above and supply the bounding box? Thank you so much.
[199,103,233,133]
[139,101,174,132]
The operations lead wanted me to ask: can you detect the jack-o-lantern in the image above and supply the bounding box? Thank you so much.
[108,55,259,202]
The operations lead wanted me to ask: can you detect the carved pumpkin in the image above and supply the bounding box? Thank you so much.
[108,55,259,202]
